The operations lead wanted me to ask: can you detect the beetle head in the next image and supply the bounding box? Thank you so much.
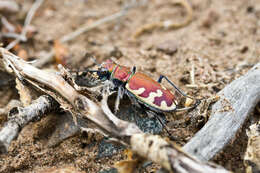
[97,67,110,81]
[101,59,117,72]
[96,59,115,81]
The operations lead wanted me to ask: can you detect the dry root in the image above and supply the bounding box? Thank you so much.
[133,0,193,38]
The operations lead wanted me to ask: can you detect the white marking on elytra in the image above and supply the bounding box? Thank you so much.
[148,89,163,100]
[126,84,177,111]
[160,101,169,109]
[131,87,145,95]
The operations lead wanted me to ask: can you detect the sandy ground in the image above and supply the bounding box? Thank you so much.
[0,0,260,172]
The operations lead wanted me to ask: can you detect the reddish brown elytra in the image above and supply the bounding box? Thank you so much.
[89,59,200,138]
[98,59,200,112]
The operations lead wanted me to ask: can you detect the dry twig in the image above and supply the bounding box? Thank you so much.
[1,16,15,32]
[0,95,58,153]
[0,48,229,173]
[133,0,193,38]
[5,0,44,50]
[184,62,260,161]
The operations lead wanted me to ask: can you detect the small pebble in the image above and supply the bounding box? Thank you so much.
[36,166,84,173]
[156,40,178,55]
[99,168,118,173]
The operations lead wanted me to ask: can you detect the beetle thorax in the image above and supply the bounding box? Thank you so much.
[101,59,133,83]
[102,59,117,73]
[111,65,132,82]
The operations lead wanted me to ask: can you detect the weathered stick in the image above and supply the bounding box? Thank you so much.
[0,0,19,13]
[0,48,230,173]
[1,16,15,32]
[184,63,260,161]
[131,134,230,173]
[0,95,58,153]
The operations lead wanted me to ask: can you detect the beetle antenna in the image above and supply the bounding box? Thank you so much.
[131,66,136,73]
[155,114,177,141]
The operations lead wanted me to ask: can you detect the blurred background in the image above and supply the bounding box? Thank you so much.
[0,0,259,172]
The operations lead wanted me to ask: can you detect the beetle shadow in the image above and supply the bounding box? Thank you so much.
[96,93,167,159]
[107,93,166,134]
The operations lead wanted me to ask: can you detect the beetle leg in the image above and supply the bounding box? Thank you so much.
[102,80,115,96]
[157,75,190,97]
[131,66,136,74]
[157,75,201,111]
[146,110,177,141]
[126,90,142,108]
[126,91,143,122]
[114,86,125,113]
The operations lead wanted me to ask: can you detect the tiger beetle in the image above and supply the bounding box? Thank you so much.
[84,59,201,139]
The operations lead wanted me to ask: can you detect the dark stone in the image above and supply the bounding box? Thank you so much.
[135,115,164,134]
[97,138,125,158]
[99,168,118,173]
[115,99,165,134]
[47,112,86,147]
[97,97,166,158]
[0,71,15,89]
[240,46,248,54]
[109,47,123,58]
[247,6,254,13]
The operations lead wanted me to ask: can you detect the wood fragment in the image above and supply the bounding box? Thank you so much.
[15,79,33,106]
[184,62,260,161]
[131,134,230,173]
[244,122,260,173]
[1,16,15,32]
[0,95,58,153]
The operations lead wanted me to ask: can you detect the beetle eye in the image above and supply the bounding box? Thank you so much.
[97,68,109,80]
[100,68,108,74]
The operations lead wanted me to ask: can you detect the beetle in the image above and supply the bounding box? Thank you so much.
[85,59,200,138]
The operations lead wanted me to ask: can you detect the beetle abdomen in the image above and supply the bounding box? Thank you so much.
[126,72,177,111]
